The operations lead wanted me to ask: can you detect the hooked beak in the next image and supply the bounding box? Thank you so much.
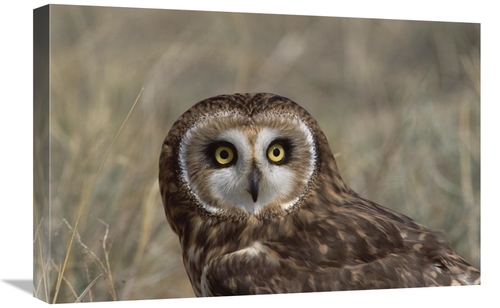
[248,168,260,203]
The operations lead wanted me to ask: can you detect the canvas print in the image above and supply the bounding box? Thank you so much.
[33,4,480,303]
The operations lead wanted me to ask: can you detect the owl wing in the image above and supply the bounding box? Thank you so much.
[202,239,479,296]
[202,244,431,296]
[201,205,480,296]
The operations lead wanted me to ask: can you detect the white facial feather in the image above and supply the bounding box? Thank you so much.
[180,116,316,216]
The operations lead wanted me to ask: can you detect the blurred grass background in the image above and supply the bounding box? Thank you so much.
[33,4,480,303]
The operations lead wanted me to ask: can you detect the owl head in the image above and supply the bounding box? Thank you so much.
[159,93,347,227]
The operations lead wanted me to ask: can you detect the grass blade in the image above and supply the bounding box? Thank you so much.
[75,274,103,303]
[52,88,144,303]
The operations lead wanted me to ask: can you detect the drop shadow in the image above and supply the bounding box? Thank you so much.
[3,279,33,295]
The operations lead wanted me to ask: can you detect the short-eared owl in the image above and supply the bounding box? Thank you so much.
[159,93,479,296]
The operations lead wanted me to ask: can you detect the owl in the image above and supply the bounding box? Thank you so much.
[159,93,480,296]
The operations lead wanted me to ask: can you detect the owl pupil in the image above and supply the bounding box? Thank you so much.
[220,150,229,159]
[273,148,281,157]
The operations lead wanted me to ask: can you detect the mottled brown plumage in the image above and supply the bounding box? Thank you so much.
[159,93,480,296]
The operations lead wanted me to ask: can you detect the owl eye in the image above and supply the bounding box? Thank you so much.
[267,143,285,164]
[214,145,235,165]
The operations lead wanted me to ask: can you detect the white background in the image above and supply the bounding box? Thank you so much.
[1,1,497,307]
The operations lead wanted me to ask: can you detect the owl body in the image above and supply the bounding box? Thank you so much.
[159,93,480,296]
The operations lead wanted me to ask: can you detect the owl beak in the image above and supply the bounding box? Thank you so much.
[248,168,260,203]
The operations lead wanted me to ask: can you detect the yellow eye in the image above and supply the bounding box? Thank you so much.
[267,143,285,163]
[215,146,235,165]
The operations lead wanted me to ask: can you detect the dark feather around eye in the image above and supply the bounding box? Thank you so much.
[267,138,293,164]
[205,141,238,167]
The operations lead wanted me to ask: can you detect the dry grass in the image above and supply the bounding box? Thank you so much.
[33,5,480,303]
